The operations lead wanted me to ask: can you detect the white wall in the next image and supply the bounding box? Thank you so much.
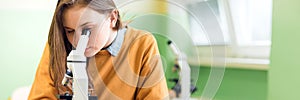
[0,0,56,99]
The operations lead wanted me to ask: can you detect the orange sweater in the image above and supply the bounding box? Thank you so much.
[28,27,169,100]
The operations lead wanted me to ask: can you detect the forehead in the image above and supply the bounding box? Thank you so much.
[63,5,106,28]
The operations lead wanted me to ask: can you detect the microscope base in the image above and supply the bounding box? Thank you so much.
[58,95,98,100]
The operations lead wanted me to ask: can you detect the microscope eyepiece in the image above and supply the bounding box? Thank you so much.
[82,29,91,36]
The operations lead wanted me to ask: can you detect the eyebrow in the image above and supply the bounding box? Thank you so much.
[64,26,74,30]
[80,22,92,27]
[63,22,92,30]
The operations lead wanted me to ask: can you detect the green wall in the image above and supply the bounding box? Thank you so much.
[195,67,267,100]
[269,0,300,99]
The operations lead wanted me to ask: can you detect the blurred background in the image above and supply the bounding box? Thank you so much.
[0,0,299,100]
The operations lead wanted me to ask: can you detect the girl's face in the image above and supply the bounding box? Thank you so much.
[63,5,117,57]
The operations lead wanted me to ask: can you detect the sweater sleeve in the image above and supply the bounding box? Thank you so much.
[133,34,169,100]
[28,43,57,100]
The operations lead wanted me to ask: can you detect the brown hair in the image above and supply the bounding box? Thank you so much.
[48,0,122,93]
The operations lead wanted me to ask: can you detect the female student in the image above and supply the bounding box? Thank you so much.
[28,0,169,99]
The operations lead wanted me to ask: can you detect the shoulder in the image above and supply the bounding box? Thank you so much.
[123,27,157,47]
[119,27,160,62]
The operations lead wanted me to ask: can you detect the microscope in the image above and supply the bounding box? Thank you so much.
[59,29,97,100]
[167,40,197,99]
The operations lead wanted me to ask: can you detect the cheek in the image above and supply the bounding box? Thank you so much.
[89,30,107,47]
[89,27,110,48]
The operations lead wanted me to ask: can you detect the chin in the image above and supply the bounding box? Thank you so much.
[84,52,96,57]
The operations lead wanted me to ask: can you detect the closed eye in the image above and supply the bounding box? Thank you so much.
[67,30,75,34]
[64,26,75,34]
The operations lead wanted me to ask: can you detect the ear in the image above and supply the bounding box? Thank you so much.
[109,9,119,28]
